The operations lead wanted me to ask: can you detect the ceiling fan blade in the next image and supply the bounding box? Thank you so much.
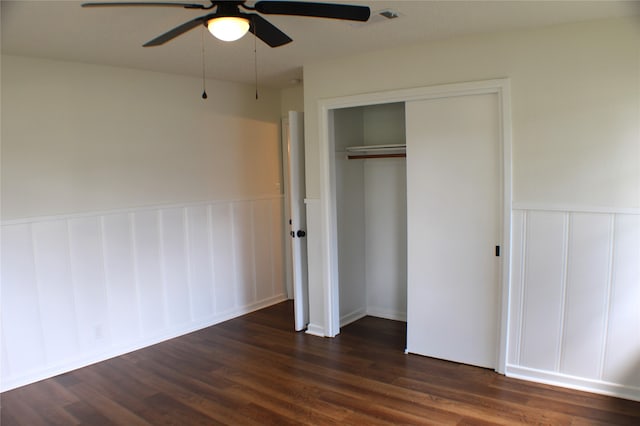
[254,1,370,22]
[247,14,292,47]
[143,13,214,46]
[82,2,207,9]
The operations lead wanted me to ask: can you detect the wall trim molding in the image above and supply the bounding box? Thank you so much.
[1,295,286,392]
[1,195,285,226]
[506,364,640,402]
[512,203,640,215]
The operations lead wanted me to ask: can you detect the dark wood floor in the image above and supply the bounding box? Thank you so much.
[2,301,639,425]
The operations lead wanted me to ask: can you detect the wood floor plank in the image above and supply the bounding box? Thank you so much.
[63,400,116,426]
[2,301,639,425]
[62,381,152,426]
[211,368,353,424]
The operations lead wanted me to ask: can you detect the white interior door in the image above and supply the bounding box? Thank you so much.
[283,111,309,331]
[405,94,501,369]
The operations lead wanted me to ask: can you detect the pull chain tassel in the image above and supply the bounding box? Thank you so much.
[201,27,208,99]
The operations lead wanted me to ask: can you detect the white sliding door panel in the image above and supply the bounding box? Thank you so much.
[406,94,500,369]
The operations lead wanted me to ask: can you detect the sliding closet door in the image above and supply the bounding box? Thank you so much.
[405,94,501,369]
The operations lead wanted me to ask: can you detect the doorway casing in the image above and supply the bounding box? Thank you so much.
[316,78,513,373]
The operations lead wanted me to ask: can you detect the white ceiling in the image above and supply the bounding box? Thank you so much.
[2,0,639,88]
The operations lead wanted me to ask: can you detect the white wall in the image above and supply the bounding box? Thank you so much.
[1,56,287,391]
[304,18,640,207]
[334,107,367,323]
[2,55,283,219]
[302,17,640,399]
[280,84,304,116]
[364,158,407,321]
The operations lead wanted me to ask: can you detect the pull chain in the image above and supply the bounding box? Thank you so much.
[254,20,259,100]
[201,27,208,99]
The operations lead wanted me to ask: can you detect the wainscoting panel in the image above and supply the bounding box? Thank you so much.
[232,201,257,308]
[518,210,567,372]
[32,220,80,364]
[186,205,215,322]
[254,199,275,302]
[68,216,112,353]
[605,214,640,389]
[161,207,191,327]
[132,209,166,336]
[1,224,45,376]
[561,213,612,379]
[0,196,287,392]
[508,210,524,367]
[210,203,236,314]
[102,212,141,345]
[270,198,285,298]
[508,208,640,401]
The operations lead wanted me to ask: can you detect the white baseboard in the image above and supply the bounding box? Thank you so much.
[340,308,367,327]
[1,295,287,392]
[339,307,406,328]
[506,364,640,402]
[305,323,326,337]
[366,307,407,322]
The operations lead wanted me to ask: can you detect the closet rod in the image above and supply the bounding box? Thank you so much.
[347,153,406,160]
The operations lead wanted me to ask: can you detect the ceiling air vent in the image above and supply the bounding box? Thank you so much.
[350,8,402,27]
[378,9,400,20]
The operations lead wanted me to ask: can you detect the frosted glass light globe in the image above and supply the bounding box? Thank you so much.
[208,17,250,42]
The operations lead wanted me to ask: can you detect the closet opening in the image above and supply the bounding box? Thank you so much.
[318,80,511,371]
[332,102,408,331]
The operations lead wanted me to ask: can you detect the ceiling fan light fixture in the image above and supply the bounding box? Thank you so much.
[207,16,250,42]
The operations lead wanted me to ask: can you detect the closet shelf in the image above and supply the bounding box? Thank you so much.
[345,144,406,160]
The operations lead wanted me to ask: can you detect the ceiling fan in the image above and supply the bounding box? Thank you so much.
[81,1,371,47]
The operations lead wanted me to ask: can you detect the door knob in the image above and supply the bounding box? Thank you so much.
[296,230,306,238]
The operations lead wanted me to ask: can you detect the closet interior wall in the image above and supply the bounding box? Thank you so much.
[334,103,407,326]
